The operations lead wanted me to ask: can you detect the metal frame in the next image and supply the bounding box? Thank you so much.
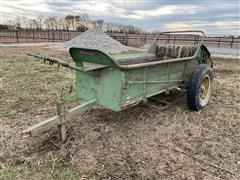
[153,30,206,43]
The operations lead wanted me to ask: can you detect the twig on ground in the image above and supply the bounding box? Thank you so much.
[149,97,170,105]
[57,143,81,162]
[50,153,57,175]
[70,143,81,155]
[159,144,239,177]
[145,101,173,111]
[49,139,61,150]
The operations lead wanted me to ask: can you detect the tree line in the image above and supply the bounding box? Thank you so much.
[1,14,143,34]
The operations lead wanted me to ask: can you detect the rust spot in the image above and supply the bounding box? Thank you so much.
[79,50,95,56]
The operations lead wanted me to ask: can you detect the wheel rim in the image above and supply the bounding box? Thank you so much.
[199,75,211,106]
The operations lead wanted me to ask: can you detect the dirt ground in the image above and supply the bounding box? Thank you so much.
[0,46,240,179]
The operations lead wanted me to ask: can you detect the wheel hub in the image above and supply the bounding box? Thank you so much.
[199,75,211,106]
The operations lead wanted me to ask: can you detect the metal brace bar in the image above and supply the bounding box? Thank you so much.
[127,80,183,85]
[23,115,60,137]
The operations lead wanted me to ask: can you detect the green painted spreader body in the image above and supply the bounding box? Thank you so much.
[24,31,212,140]
[69,39,211,111]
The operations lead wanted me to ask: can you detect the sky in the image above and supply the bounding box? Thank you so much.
[1,0,240,35]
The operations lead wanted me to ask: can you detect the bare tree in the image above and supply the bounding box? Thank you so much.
[7,20,15,29]
[76,24,88,32]
[36,15,43,29]
[14,16,22,29]
[57,18,66,30]
[28,19,35,29]
[65,15,75,30]
[98,20,104,29]
[52,17,58,30]
[75,15,82,29]
[4,13,143,33]
[45,17,57,30]
[31,18,38,29]
[44,18,50,30]
[21,16,29,29]
[104,22,142,34]
[92,19,104,29]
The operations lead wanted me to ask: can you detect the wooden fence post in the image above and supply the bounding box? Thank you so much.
[52,31,55,42]
[48,30,50,42]
[218,37,221,48]
[140,34,143,46]
[16,30,19,43]
[167,35,170,44]
[196,35,199,45]
[32,30,35,42]
[230,36,234,48]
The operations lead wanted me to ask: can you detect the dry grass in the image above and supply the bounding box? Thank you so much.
[0,46,240,179]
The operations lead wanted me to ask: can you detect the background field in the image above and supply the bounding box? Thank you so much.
[0,46,240,179]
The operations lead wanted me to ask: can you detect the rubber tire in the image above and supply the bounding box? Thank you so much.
[187,64,213,111]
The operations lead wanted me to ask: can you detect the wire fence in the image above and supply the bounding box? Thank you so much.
[0,29,239,49]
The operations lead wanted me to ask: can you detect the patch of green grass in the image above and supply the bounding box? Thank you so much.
[63,94,79,103]
[96,169,107,179]
[7,59,16,63]
[0,165,28,180]
[0,110,16,118]
[51,166,79,180]
[0,161,79,180]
